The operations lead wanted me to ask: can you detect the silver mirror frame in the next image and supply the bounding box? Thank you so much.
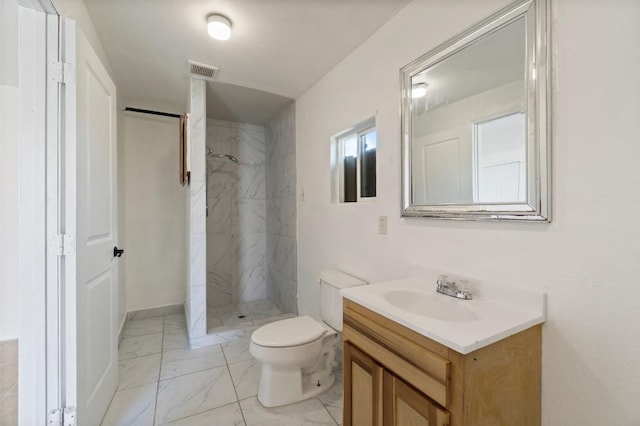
[401,0,550,221]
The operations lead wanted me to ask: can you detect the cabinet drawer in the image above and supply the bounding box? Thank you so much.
[344,324,449,407]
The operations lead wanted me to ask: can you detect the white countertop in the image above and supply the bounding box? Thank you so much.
[341,275,545,354]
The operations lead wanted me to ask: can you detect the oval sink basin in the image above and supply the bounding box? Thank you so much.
[384,290,479,322]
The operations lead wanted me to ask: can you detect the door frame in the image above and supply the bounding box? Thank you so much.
[17,0,77,423]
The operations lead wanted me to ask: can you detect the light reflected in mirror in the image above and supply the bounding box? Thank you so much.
[401,0,549,221]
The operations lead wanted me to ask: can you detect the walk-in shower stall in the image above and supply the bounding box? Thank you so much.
[185,78,298,347]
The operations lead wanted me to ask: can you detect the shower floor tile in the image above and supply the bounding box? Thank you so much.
[206,298,294,334]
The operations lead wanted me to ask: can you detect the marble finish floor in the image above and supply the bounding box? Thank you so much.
[0,340,18,425]
[103,310,343,425]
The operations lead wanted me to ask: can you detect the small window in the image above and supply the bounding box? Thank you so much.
[332,118,376,203]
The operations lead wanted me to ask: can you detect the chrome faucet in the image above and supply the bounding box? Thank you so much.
[436,275,472,300]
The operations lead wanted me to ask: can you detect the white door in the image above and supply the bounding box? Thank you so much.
[72,23,119,424]
[412,126,471,205]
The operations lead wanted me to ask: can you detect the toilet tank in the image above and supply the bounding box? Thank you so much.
[320,270,367,331]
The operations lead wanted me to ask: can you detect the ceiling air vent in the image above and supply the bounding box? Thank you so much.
[187,60,219,81]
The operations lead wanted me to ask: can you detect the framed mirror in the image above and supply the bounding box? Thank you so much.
[401,0,550,221]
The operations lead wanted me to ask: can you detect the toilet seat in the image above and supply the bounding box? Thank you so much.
[251,316,327,348]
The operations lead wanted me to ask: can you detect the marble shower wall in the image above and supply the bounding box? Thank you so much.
[187,79,207,338]
[265,103,298,314]
[206,119,267,306]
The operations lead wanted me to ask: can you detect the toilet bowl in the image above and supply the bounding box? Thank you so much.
[249,270,367,407]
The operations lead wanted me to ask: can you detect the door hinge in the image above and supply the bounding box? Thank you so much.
[49,234,76,256]
[50,61,76,84]
[47,407,77,426]
[63,407,77,426]
[48,409,62,426]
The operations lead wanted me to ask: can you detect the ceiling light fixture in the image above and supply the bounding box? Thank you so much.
[412,82,428,98]
[208,14,232,41]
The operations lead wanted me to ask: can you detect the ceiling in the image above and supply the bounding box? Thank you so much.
[83,0,411,124]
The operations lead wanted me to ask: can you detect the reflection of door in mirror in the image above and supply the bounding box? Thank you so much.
[412,126,472,205]
[473,112,526,203]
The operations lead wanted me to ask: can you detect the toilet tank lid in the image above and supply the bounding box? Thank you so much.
[320,270,367,289]
[251,316,327,347]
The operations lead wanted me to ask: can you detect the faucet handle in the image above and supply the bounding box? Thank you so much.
[457,280,473,300]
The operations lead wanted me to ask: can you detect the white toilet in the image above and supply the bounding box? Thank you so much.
[250,270,367,407]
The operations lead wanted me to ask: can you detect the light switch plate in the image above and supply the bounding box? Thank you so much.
[378,216,387,235]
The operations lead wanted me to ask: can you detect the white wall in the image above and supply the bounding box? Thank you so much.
[295,0,640,424]
[123,113,187,312]
[0,85,19,342]
[0,0,20,341]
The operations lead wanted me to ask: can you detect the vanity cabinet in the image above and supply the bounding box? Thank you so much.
[344,341,449,426]
[343,299,541,426]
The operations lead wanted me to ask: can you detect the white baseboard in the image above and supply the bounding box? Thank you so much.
[126,304,184,321]
[117,315,128,347]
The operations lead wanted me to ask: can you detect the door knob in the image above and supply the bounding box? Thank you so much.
[113,246,124,258]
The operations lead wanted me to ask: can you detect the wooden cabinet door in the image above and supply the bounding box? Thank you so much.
[344,342,383,426]
[383,371,450,426]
